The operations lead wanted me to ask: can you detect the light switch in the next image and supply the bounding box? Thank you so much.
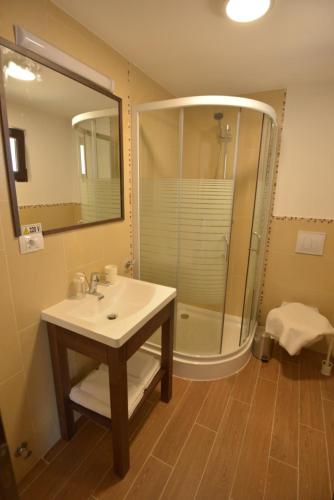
[295,231,326,256]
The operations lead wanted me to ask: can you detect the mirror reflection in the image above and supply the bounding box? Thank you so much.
[1,46,123,233]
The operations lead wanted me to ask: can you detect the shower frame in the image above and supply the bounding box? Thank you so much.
[132,95,277,379]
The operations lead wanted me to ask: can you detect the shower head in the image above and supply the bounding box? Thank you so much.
[214,112,223,121]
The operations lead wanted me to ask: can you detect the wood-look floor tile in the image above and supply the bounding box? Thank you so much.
[321,372,334,402]
[153,381,211,466]
[54,403,153,500]
[271,362,299,466]
[231,378,276,500]
[126,456,171,500]
[232,356,260,404]
[264,458,297,500]
[43,416,88,463]
[53,432,113,500]
[323,399,334,492]
[196,399,249,500]
[299,424,331,500]
[300,350,324,431]
[18,459,48,494]
[21,420,106,500]
[94,377,190,500]
[161,423,215,499]
[259,344,280,383]
[196,376,235,431]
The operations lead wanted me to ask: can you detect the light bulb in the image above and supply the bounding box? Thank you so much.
[5,60,36,81]
[225,0,271,23]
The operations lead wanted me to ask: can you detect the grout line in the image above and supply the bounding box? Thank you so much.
[195,421,218,434]
[228,360,261,500]
[156,381,216,500]
[93,378,192,497]
[298,422,326,434]
[193,377,237,500]
[320,378,333,497]
[262,360,279,500]
[321,396,334,403]
[269,455,298,470]
[230,396,251,406]
[150,454,173,469]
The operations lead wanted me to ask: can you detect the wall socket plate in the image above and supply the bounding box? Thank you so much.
[18,233,44,254]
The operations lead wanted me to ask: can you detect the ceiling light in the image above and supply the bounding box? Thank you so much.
[5,60,36,81]
[225,0,271,23]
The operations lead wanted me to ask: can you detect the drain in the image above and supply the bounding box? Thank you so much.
[180,313,189,319]
[107,313,118,320]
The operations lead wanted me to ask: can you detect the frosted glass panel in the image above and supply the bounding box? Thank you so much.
[140,178,234,303]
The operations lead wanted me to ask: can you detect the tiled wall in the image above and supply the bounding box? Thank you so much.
[0,0,172,481]
[260,218,334,325]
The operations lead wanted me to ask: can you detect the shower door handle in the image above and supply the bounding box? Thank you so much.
[250,231,261,252]
[223,234,229,261]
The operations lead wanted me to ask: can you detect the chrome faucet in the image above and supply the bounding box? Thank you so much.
[88,272,104,300]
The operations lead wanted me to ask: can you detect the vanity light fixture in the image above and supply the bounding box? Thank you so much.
[5,60,36,81]
[225,0,271,23]
[14,26,115,92]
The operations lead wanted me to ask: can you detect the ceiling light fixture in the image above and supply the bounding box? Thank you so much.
[5,60,36,81]
[225,0,271,23]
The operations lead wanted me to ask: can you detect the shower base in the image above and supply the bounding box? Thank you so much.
[143,302,256,380]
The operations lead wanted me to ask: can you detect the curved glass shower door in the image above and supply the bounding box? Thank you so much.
[137,105,239,355]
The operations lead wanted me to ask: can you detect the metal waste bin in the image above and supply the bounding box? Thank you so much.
[252,332,274,362]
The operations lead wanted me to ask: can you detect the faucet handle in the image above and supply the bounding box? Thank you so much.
[90,272,101,281]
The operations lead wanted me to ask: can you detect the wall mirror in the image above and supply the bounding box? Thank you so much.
[0,38,124,236]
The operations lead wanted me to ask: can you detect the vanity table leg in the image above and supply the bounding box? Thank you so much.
[161,300,174,402]
[108,346,129,478]
[47,324,75,440]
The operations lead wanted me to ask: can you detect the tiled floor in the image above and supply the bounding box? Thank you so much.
[18,347,334,500]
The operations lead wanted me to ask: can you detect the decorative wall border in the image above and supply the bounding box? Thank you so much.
[272,215,334,223]
[18,202,81,209]
[258,89,287,320]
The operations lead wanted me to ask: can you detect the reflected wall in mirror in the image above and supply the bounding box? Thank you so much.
[0,40,124,235]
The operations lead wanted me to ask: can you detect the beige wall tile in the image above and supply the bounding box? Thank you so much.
[19,322,60,458]
[0,372,38,481]
[5,231,68,330]
[0,251,23,383]
[261,219,334,328]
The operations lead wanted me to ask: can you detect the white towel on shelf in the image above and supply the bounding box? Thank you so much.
[70,383,143,418]
[99,350,160,387]
[69,351,160,419]
[265,302,334,355]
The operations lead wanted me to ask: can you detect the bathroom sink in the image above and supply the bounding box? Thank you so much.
[41,276,176,347]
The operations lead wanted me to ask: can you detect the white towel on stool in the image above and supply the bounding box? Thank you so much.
[266,302,334,355]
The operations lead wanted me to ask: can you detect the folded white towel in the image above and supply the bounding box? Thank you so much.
[79,368,143,408]
[99,350,160,386]
[69,350,160,419]
[70,383,143,418]
[266,302,334,355]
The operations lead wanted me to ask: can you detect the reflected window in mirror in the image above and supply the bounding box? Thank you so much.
[0,40,124,235]
[9,128,27,182]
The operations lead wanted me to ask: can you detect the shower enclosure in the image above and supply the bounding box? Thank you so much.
[132,96,277,379]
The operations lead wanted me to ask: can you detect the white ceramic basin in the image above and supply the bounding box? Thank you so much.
[41,276,176,347]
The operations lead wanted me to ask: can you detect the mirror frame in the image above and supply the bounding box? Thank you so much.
[0,36,124,237]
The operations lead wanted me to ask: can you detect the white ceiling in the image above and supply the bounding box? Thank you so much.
[52,0,334,96]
